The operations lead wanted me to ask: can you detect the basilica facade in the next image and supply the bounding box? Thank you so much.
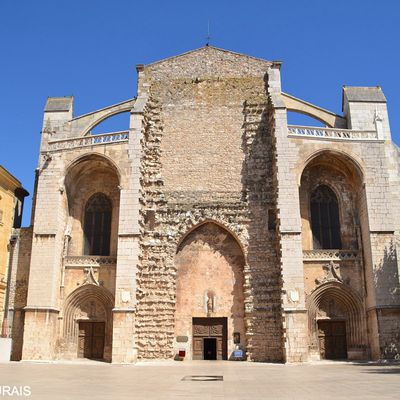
[7,46,400,363]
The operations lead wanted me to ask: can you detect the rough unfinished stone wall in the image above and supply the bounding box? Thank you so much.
[242,99,283,361]
[136,47,284,361]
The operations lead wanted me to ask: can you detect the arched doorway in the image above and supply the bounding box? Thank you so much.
[307,282,367,360]
[174,222,245,360]
[62,284,114,361]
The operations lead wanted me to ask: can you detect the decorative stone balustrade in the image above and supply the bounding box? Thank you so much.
[46,131,129,152]
[303,249,360,262]
[64,256,117,268]
[288,125,378,141]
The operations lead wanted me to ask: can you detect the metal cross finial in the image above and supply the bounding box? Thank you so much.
[206,20,211,46]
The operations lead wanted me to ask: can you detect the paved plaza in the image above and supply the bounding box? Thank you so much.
[0,360,399,399]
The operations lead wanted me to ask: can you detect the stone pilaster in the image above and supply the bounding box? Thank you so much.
[22,100,71,360]
[269,63,308,362]
[111,66,146,363]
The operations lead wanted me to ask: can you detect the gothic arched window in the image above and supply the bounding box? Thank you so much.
[84,193,112,256]
[310,185,341,249]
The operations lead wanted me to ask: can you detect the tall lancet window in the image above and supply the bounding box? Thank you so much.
[84,193,112,256]
[310,185,341,249]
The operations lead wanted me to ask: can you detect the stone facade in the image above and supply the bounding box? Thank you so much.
[8,46,400,363]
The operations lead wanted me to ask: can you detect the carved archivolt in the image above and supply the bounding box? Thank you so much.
[306,282,367,349]
[62,284,114,340]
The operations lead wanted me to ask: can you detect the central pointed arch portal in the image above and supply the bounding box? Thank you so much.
[174,221,246,360]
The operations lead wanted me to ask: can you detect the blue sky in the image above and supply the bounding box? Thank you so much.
[1,0,400,226]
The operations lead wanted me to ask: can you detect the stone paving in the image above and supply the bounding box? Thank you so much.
[0,360,399,400]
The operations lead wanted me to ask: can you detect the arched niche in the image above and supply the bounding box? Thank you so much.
[174,222,245,360]
[299,151,365,251]
[64,154,120,257]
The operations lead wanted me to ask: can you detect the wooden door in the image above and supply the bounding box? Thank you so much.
[78,322,105,359]
[192,318,227,360]
[318,320,347,360]
[91,322,105,359]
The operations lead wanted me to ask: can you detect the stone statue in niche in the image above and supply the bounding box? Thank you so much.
[205,290,215,316]
[207,296,213,313]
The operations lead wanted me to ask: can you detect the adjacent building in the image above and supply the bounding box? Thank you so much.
[9,46,400,363]
[0,166,28,337]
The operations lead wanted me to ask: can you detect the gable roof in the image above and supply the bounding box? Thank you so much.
[145,45,272,68]
[143,46,273,79]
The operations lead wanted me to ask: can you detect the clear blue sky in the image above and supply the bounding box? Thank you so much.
[1,0,399,226]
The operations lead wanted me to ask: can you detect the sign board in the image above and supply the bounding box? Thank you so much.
[233,350,244,358]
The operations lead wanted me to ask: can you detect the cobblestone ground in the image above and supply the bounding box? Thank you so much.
[0,360,399,400]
